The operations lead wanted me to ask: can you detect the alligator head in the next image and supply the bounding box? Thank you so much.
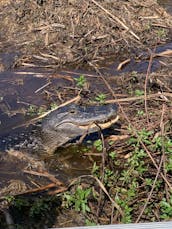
[0,103,118,154]
[41,103,118,154]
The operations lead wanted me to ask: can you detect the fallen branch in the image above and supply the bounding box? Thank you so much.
[23,169,65,186]
[104,92,172,103]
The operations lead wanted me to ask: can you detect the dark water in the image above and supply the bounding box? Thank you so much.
[158,0,172,15]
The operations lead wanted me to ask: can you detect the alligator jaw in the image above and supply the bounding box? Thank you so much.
[77,115,119,130]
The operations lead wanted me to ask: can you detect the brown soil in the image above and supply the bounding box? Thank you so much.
[0,0,172,68]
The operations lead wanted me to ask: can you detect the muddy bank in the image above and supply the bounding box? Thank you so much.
[0,0,172,69]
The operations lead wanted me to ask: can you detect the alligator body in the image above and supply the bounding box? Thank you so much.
[0,103,118,154]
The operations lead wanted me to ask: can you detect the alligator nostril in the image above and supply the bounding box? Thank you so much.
[70,109,77,114]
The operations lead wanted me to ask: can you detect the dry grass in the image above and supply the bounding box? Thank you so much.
[0,0,171,68]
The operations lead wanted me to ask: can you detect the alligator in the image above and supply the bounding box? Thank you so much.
[0,103,118,154]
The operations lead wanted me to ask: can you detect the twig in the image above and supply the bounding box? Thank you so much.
[13,95,81,129]
[23,169,65,186]
[90,0,140,40]
[102,92,172,104]
[135,104,166,222]
[95,124,106,222]
[144,49,154,123]
[35,81,51,93]
[0,183,55,200]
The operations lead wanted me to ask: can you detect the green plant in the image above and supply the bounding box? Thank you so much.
[50,102,58,110]
[137,110,144,116]
[95,93,106,103]
[29,199,50,218]
[116,196,133,223]
[134,89,144,96]
[93,139,103,151]
[104,168,116,187]
[63,186,91,213]
[74,75,86,88]
[131,71,138,78]
[85,219,97,226]
[37,106,46,115]
[27,105,38,116]
[26,104,46,116]
[157,28,166,38]
[129,128,153,146]
[4,195,15,203]
[160,196,172,220]
[109,151,116,160]
[145,178,153,187]
[91,162,100,176]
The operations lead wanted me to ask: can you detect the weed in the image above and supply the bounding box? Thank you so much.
[129,128,153,146]
[104,168,116,187]
[131,71,138,78]
[4,195,15,203]
[92,162,100,176]
[27,105,37,116]
[26,105,46,116]
[109,151,116,160]
[95,93,106,104]
[85,219,97,226]
[93,139,103,152]
[63,186,91,214]
[116,196,133,223]
[37,106,46,115]
[130,71,138,83]
[50,102,58,110]
[29,199,50,218]
[145,178,153,187]
[137,110,144,116]
[134,89,144,97]
[157,28,166,38]
[74,75,86,88]
[160,196,172,220]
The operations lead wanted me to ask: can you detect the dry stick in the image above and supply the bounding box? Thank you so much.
[90,0,140,40]
[95,125,106,222]
[0,183,56,200]
[144,49,154,123]
[137,152,165,222]
[91,65,172,191]
[23,169,65,186]
[135,105,166,223]
[35,81,51,93]
[103,92,172,104]
[13,95,81,129]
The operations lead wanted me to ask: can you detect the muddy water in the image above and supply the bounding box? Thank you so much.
[158,0,172,15]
